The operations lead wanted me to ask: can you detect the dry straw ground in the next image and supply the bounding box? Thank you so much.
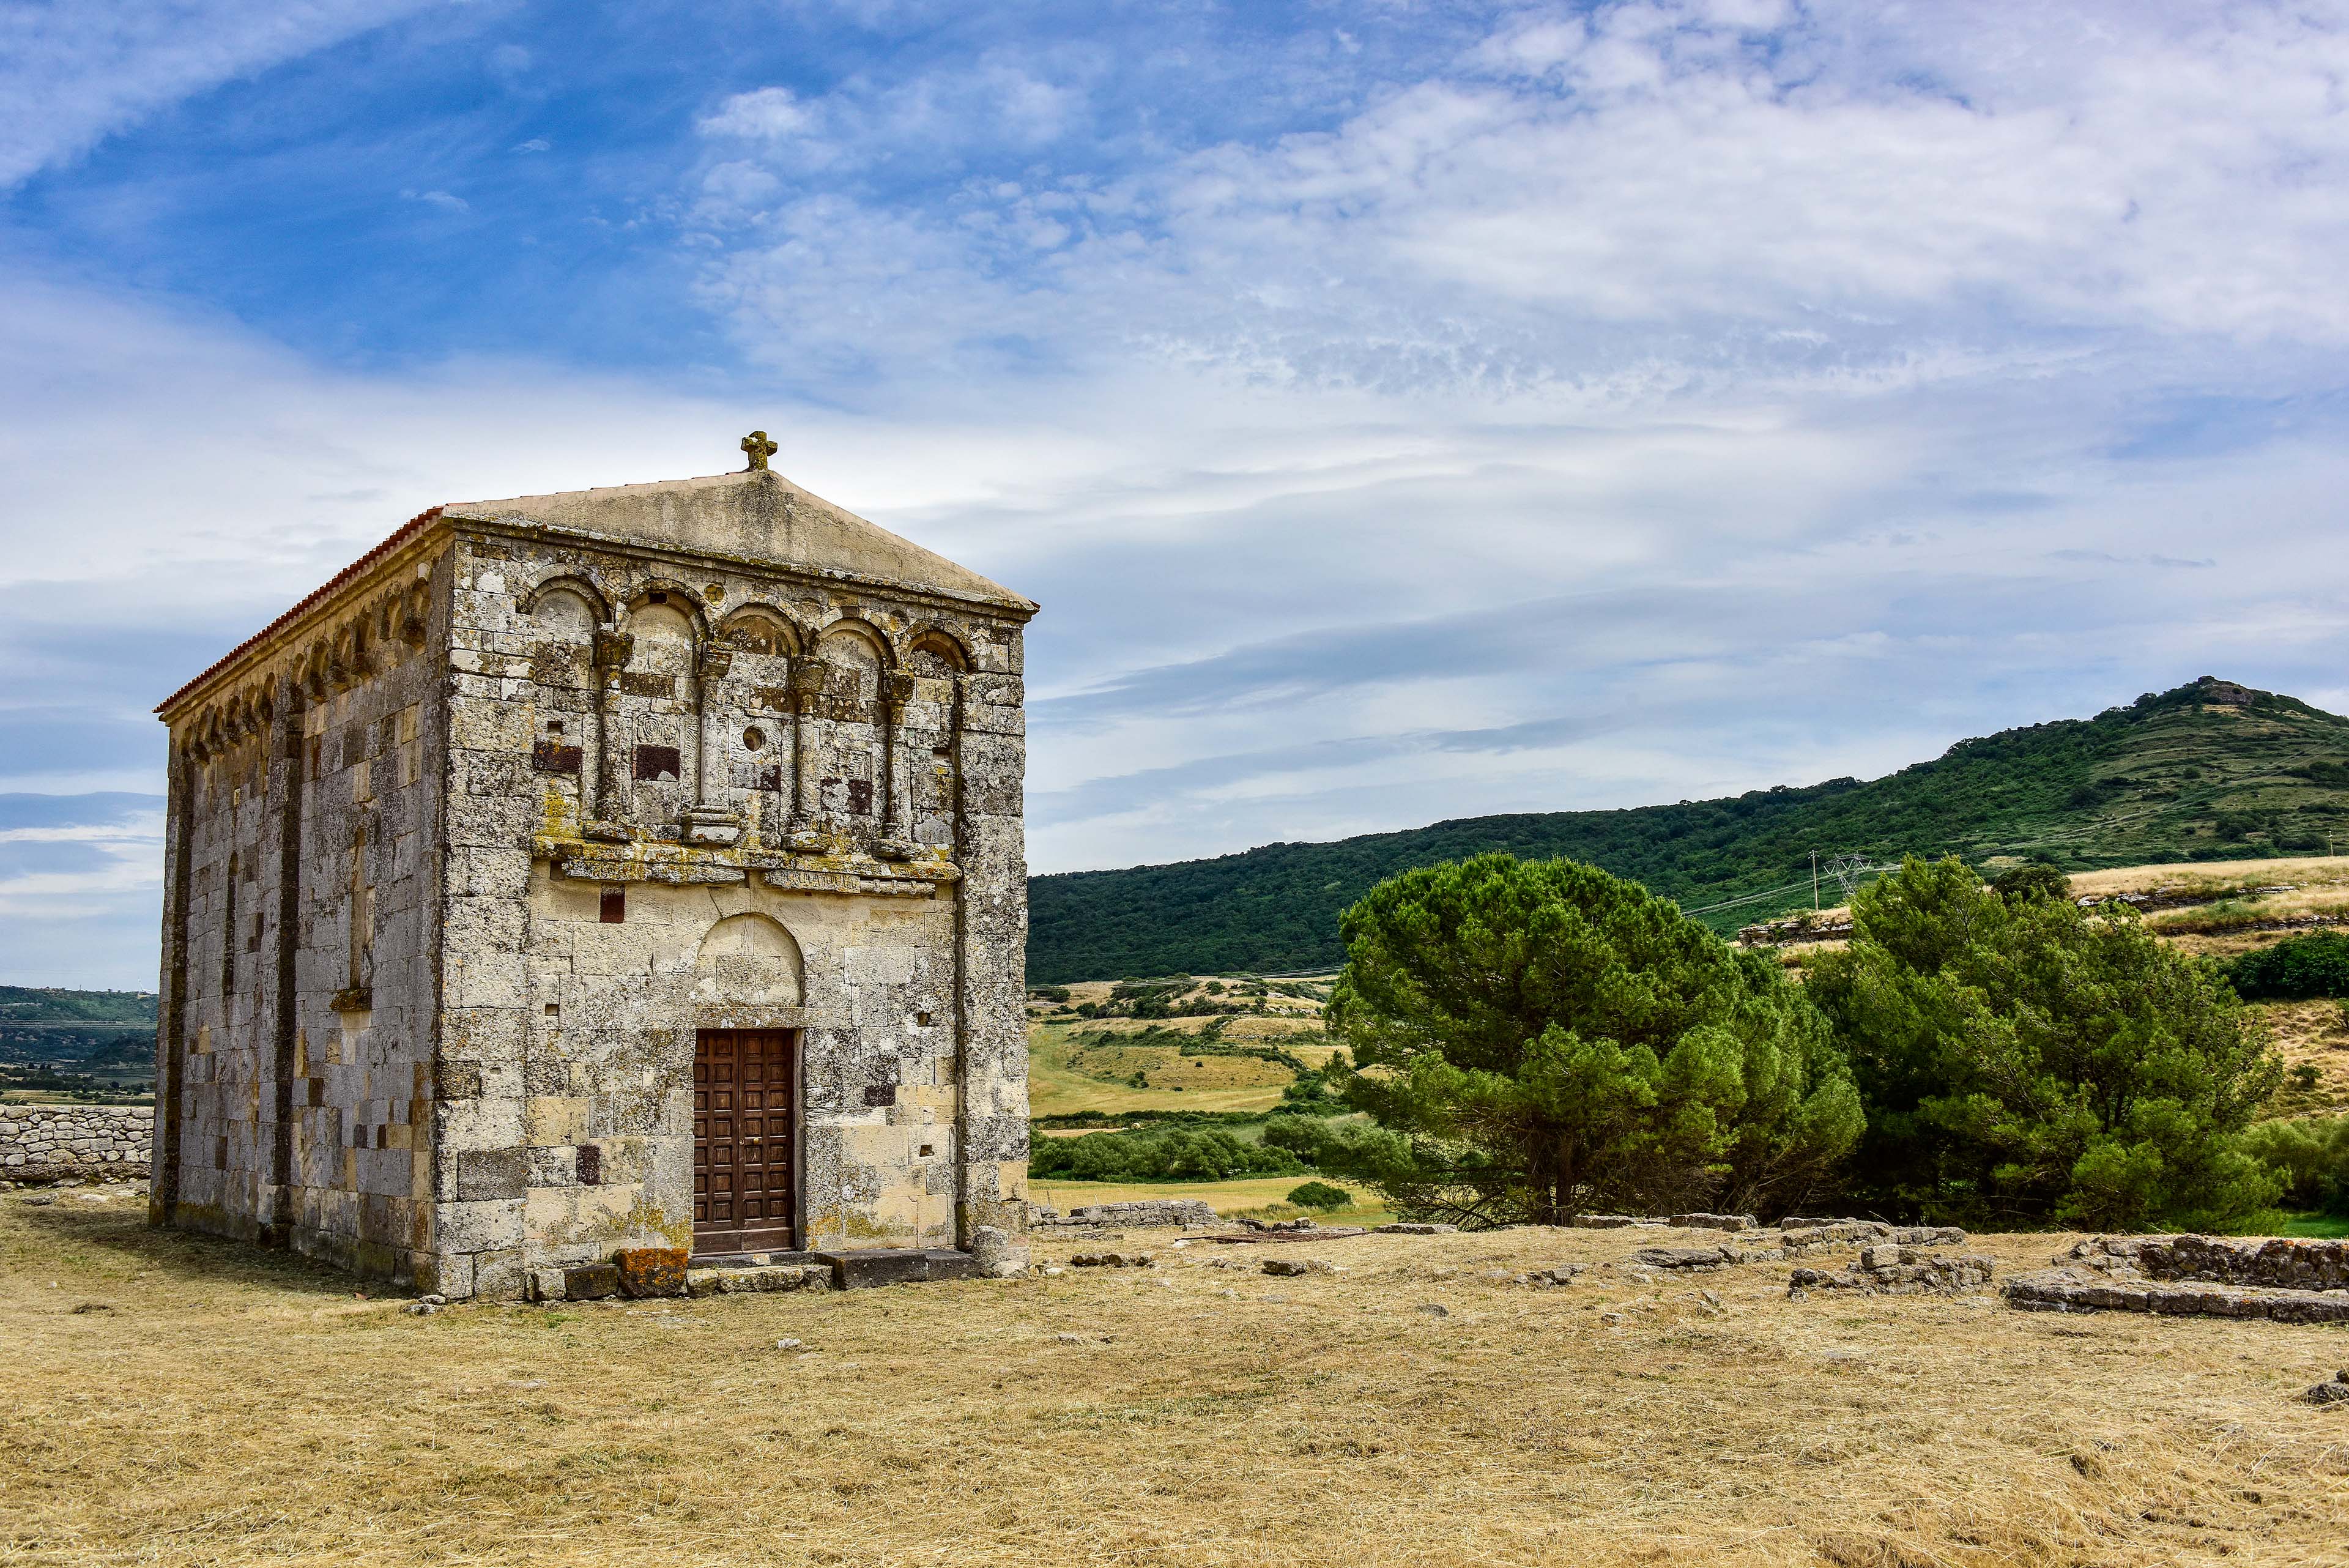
[7,1191,2349,1568]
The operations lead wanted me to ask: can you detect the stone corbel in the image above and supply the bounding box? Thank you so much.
[592,628,634,673]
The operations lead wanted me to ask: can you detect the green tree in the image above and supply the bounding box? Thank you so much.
[1320,853,1862,1227]
[1808,856,2284,1230]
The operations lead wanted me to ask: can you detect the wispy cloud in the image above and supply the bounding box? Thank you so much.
[0,0,447,187]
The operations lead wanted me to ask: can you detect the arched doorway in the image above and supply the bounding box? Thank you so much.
[692,913,804,1255]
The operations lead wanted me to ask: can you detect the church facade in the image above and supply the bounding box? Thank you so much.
[150,440,1036,1299]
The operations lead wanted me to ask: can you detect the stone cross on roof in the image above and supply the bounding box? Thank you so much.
[740,430,779,472]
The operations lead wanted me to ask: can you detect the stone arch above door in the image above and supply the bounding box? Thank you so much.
[694,912,804,1006]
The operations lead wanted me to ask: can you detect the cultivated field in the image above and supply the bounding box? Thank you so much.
[7,1191,2349,1567]
[1026,976,1334,1118]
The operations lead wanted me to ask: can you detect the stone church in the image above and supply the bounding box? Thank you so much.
[150,436,1036,1299]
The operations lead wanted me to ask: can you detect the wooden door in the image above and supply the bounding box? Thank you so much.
[693,1029,797,1255]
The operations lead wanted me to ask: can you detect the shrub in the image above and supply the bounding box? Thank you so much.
[1322,853,1861,1227]
[1028,1125,1305,1183]
[2225,934,2349,1000]
[1286,1181,1354,1211]
[2238,1117,2349,1216]
[1990,863,2071,904]
[1809,856,2284,1231]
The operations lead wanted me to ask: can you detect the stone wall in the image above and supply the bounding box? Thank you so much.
[153,534,451,1287]
[430,513,1030,1298]
[1030,1198,1220,1230]
[1,1105,155,1184]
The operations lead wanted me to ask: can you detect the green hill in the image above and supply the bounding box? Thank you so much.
[0,987,158,1068]
[1028,677,2349,983]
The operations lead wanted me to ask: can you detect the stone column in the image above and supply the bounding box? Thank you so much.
[785,656,826,850]
[587,628,632,838]
[683,642,739,845]
[877,672,915,859]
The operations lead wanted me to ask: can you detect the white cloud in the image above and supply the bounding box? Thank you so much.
[0,0,447,187]
[403,187,470,212]
[699,85,815,140]
[696,1,2349,389]
[10,0,2349,983]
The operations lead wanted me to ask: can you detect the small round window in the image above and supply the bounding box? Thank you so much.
[743,726,767,752]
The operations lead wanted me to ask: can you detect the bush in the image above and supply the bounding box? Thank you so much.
[1808,856,2284,1231]
[2238,1116,2349,1215]
[1027,1124,1305,1183]
[1990,863,2072,904]
[2225,934,2349,1000]
[1323,853,1861,1227]
[1286,1181,1354,1211]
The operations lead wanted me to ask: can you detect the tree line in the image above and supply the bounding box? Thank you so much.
[1277,852,2328,1232]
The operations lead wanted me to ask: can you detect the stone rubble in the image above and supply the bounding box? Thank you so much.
[1375,1222,1460,1235]
[1779,1220,1967,1250]
[2302,1371,2349,1405]
[1669,1213,1759,1232]
[1069,1251,1155,1268]
[1789,1245,1995,1297]
[1260,1257,1341,1277]
[1524,1264,1589,1287]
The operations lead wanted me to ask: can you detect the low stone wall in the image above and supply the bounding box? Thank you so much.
[2071,1234,2349,1291]
[2002,1234,2349,1324]
[0,1104,154,1185]
[1029,1198,1220,1231]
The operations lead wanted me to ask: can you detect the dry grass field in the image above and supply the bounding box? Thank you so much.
[9,1189,2349,1568]
[1027,1172,1391,1224]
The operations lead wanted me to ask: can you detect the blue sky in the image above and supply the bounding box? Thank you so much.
[4,0,2349,987]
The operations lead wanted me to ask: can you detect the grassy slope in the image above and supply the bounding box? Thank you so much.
[1031,677,2349,981]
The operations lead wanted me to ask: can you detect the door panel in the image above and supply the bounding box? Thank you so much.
[693,1029,797,1254]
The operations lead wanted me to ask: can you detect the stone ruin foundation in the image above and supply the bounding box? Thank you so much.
[2004,1235,2349,1324]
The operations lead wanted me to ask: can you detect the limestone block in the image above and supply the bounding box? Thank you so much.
[472,1248,529,1301]
[455,1146,530,1202]
[526,1097,592,1148]
[563,1261,622,1300]
[438,1096,525,1151]
[616,1246,688,1298]
[437,1198,525,1252]
[970,1225,1028,1278]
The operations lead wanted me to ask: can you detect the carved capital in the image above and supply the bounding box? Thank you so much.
[592,628,635,671]
[787,659,828,710]
[883,672,916,712]
[700,645,736,682]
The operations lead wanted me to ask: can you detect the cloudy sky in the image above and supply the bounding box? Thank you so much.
[4,1,2347,988]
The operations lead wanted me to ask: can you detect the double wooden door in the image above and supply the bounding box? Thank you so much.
[693,1029,798,1255]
